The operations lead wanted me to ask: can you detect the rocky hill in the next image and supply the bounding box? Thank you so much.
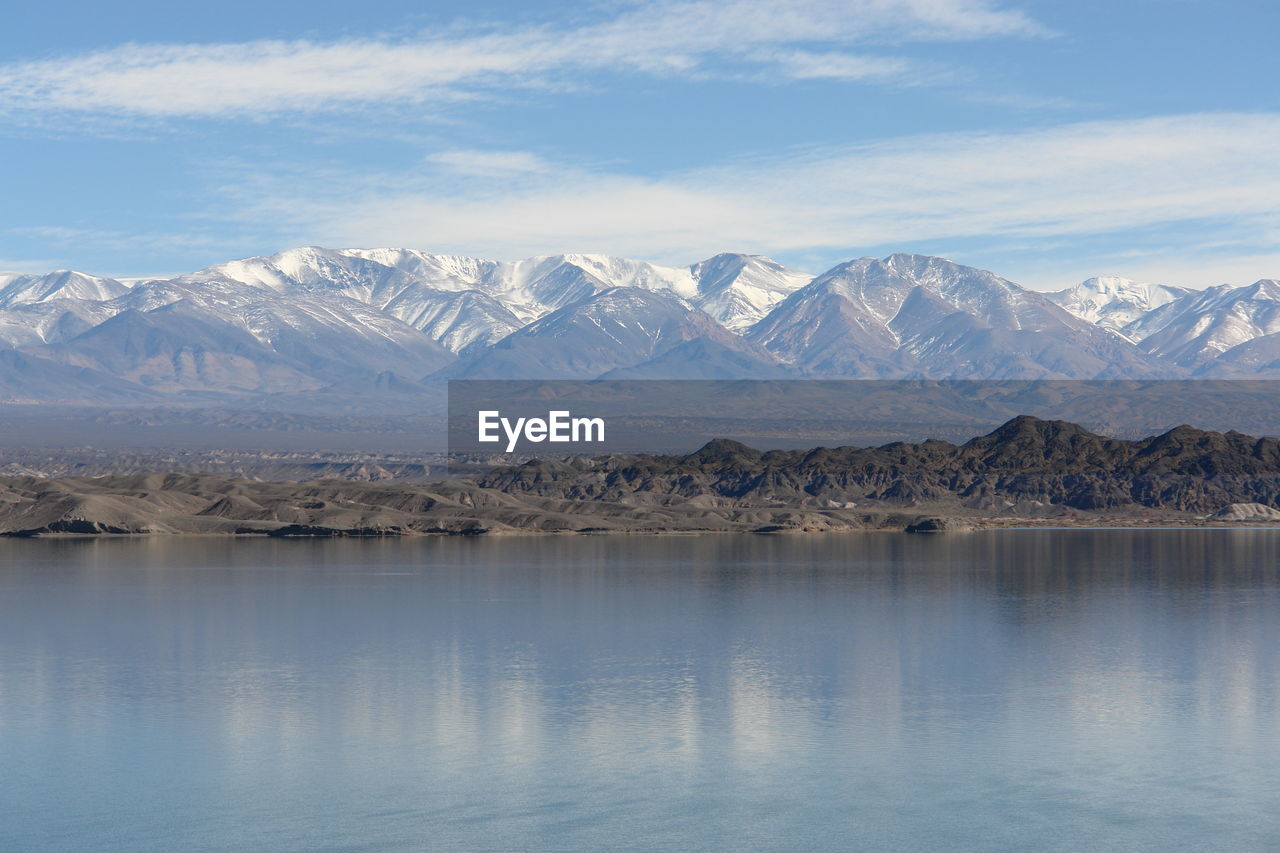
[478,415,1280,514]
[3,417,1280,535]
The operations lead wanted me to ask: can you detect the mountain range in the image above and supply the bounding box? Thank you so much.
[2,247,1279,404]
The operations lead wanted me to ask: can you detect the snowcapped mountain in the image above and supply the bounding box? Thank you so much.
[1195,331,1280,377]
[0,299,119,349]
[1046,276,1192,335]
[0,270,131,308]
[1120,280,1280,367]
[749,254,1168,379]
[35,302,319,393]
[444,287,782,380]
[380,287,523,356]
[183,247,811,346]
[0,272,132,349]
[5,263,452,393]
[2,247,1277,405]
[745,260,908,377]
[689,253,814,331]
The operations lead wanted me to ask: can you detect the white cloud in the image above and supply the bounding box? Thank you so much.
[425,149,553,177]
[749,50,925,82]
[0,0,1043,119]
[216,113,1280,279]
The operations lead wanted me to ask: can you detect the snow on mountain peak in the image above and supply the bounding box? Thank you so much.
[179,247,815,340]
[1119,278,1280,367]
[0,270,132,309]
[689,253,813,331]
[748,253,1167,379]
[1046,276,1192,333]
[6,246,1276,393]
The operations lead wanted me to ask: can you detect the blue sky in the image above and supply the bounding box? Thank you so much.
[2,0,1277,289]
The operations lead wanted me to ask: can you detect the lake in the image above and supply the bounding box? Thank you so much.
[1,532,1278,851]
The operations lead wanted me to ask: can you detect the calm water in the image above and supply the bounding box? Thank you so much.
[1,532,1279,852]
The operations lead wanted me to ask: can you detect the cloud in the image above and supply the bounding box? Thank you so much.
[747,50,926,83]
[213,112,1280,275]
[0,0,1044,119]
[425,150,553,177]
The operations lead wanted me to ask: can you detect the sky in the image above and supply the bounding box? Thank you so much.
[1,0,1277,289]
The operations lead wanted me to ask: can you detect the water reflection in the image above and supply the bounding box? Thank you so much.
[1,532,1278,851]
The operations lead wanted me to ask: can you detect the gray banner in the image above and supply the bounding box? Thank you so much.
[447,379,1280,467]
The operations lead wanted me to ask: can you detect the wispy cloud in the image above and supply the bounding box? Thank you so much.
[425,149,553,177]
[12,113,1279,287]
[211,112,1280,284]
[0,0,1044,120]
[747,50,927,83]
[189,109,1280,286]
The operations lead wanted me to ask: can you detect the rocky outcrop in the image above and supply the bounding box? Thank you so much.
[479,416,1280,515]
[1209,502,1280,522]
[905,516,974,534]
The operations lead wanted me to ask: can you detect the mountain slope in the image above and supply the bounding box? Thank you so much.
[23,273,456,391]
[750,254,1172,379]
[688,253,812,330]
[0,299,120,348]
[598,336,794,380]
[380,286,524,355]
[237,296,454,380]
[1121,280,1280,367]
[36,301,319,392]
[746,265,911,376]
[443,287,762,380]
[1194,331,1280,377]
[0,349,161,404]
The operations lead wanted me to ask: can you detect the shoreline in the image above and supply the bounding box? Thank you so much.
[7,519,1280,539]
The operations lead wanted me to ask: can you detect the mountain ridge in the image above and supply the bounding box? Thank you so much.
[1,247,1277,403]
